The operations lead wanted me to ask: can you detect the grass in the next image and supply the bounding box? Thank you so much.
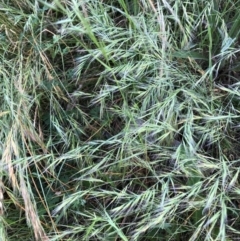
[1,0,240,240]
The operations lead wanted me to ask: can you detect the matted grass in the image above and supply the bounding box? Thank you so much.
[1,0,240,240]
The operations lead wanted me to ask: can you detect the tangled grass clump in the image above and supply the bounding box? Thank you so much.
[1,0,240,240]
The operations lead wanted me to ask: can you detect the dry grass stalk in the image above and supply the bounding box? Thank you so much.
[20,175,49,241]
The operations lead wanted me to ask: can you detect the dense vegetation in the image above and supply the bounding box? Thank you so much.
[1,0,240,240]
